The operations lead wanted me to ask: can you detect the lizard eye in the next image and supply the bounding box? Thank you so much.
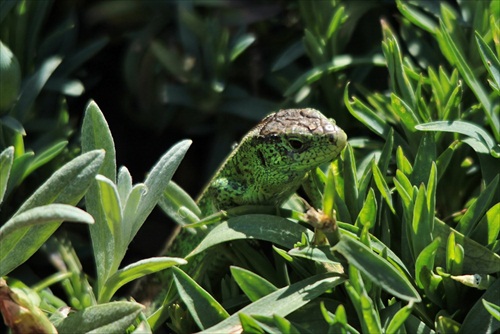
[288,138,304,150]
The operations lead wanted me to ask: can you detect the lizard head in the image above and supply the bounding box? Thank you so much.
[253,108,347,172]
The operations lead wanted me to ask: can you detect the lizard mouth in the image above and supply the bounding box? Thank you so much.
[327,125,348,149]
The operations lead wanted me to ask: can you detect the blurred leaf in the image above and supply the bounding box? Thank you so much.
[22,140,68,180]
[12,56,62,121]
[272,41,305,71]
[53,301,143,333]
[285,54,385,97]
[53,36,108,78]
[0,115,25,135]
[0,146,14,205]
[230,33,255,62]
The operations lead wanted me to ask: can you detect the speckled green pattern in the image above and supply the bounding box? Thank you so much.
[197,108,347,215]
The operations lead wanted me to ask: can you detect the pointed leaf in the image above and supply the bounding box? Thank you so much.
[172,267,229,330]
[333,236,421,302]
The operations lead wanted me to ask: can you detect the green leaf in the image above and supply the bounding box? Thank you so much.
[355,188,377,229]
[158,181,201,227]
[201,273,345,333]
[482,299,500,321]
[81,100,116,180]
[0,150,104,276]
[332,236,421,302]
[188,215,315,258]
[239,313,265,333]
[0,204,93,242]
[23,140,68,180]
[437,20,499,140]
[415,237,441,289]
[132,140,192,241]
[285,54,385,97]
[230,33,255,61]
[231,266,278,302]
[470,202,500,246]
[344,84,388,138]
[381,20,415,108]
[53,301,143,334]
[172,267,229,330]
[433,218,500,274]
[343,144,359,219]
[411,132,436,185]
[288,246,342,267]
[272,41,304,71]
[416,120,498,155]
[82,100,118,292]
[96,175,123,248]
[475,32,500,93]
[99,257,187,303]
[460,278,500,333]
[371,160,395,214]
[386,303,413,334]
[396,0,437,33]
[12,56,62,120]
[456,175,498,235]
[0,146,14,205]
[151,40,189,81]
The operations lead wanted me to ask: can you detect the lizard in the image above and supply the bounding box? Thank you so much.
[138,108,347,326]
[167,108,347,258]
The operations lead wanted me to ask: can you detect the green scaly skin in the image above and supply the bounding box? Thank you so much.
[169,108,347,258]
[137,109,347,321]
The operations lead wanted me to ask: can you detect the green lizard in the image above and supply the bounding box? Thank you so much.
[197,108,347,215]
[138,108,347,324]
[168,108,347,258]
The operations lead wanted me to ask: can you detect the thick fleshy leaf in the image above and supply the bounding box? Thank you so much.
[0,150,104,276]
[99,257,187,303]
[0,146,14,205]
[0,204,93,241]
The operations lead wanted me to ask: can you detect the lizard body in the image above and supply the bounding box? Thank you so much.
[135,109,347,318]
[168,108,346,258]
